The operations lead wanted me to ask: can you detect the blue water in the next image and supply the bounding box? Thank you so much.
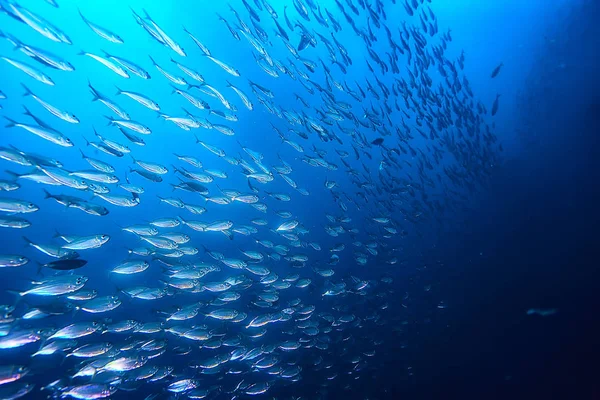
[0,0,599,399]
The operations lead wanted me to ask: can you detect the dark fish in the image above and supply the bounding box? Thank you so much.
[298,34,311,52]
[40,259,87,271]
[490,62,503,78]
[371,138,384,145]
[491,94,500,116]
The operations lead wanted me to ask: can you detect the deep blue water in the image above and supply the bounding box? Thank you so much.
[0,0,598,399]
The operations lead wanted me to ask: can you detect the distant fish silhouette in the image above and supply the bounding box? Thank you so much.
[491,62,504,78]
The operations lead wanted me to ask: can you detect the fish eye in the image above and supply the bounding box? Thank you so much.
[28,203,36,208]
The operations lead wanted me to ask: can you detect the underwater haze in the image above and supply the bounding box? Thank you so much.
[0,0,599,399]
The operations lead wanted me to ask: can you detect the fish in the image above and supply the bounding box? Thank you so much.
[61,234,110,250]
[491,94,500,116]
[1,56,54,85]
[0,198,38,213]
[79,51,130,78]
[78,8,124,44]
[5,2,71,44]
[88,81,131,120]
[115,86,160,111]
[39,258,87,271]
[0,254,29,267]
[16,275,88,297]
[0,1,506,398]
[491,62,503,78]
[204,55,240,77]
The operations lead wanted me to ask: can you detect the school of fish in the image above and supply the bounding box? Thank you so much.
[0,0,503,399]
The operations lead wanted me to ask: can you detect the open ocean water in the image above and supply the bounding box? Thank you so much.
[0,0,598,399]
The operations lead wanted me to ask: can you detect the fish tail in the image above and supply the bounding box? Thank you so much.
[142,8,152,21]
[42,189,52,199]
[77,7,86,21]
[89,88,99,101]
[4,170,20,179]
[88,80,100,101]
[114,85,122,96]
[22,236,33,246]
[103,115,114,126]
[20,83,32,97]
[3,116,16,128]
[52,228,62,239]
[35,261,43,276]
[148,55,156,65]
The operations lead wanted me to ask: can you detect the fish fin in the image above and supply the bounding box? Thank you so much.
[142,8,153,21]
[88,80,100,101]
[114,85,122,95]
[81,134,90,146]
[20,83,33,97]
[3,116,16,127]
[35,261,44,276]
[89,90,99,101]
[42,189,52,199]
[4,169,20,179]
[22,236,33,248]
[222,230,234,240]
[6,290,24,299]
[77,7,87,21]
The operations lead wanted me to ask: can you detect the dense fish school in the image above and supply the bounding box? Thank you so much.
[0,0,502,399]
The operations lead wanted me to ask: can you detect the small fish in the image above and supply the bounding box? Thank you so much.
[78,8,124,43]
[116,86,160,111]
[39,259,87,271]
[61,234,110,250]
[0,254,29,267]
[1,56,54,85]
[204,55,240,77]
[79,51,130,78]
[0,198,39,213]
[491,94,500,116]
[491,62,503,78]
